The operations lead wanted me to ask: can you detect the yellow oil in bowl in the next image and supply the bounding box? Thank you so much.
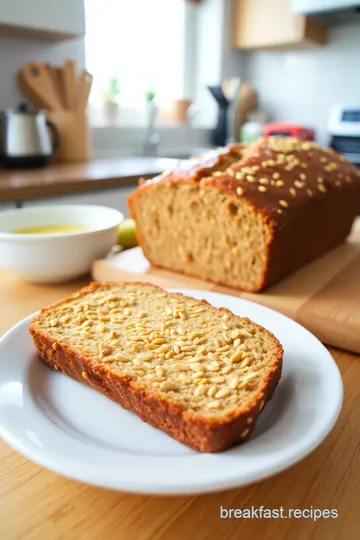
[12,224,90,235]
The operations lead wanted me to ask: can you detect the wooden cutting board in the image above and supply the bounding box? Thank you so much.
[93,222,360,354]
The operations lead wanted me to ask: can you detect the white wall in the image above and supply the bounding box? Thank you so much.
[220,0,246,80]
[194,0,225,127]
[24,186,134,217]
[193,0,245,128]
[0,34,85,109]
[242,22,360,145]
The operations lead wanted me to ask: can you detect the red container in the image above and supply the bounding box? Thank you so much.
[262,122,315,141]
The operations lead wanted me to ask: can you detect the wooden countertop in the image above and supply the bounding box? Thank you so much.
[0,270,359,539]
[0,157,179,203]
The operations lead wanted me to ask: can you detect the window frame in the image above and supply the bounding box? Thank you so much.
[85,0,198,128]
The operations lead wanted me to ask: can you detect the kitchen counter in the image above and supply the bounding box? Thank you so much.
[0,268,359,540]
[0,157,179,204]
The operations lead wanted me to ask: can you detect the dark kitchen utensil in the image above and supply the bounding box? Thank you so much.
[208,78,241,146]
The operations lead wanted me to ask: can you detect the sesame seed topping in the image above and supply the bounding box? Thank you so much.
[294,180,304,189]
[276,180,284,187]
[258,185,267,192]
[307,188,313,196]
[259,177,269,185]
[299,173,307,181]
[236,187,243,196]
[289,188,296,197]
[317,177,324,183]
[318,184,327,193]
[272,172,280,179]
[279,200,288,208]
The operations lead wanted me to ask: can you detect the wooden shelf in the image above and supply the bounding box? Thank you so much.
[0,23,84,41]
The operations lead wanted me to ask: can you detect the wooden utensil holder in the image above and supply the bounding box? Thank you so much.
[47,111,92,163]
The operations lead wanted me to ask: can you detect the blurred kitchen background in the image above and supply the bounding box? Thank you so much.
[0,0,359,216]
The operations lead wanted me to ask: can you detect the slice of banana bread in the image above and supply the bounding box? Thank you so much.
[29,282,283,452]
[128,137,360,292]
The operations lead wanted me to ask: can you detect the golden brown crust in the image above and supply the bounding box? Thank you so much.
[29,282,283,452]
[128,137,360,293]
[129,137,360,224]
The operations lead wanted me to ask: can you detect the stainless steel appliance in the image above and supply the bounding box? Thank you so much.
[328,105,360,167]
[0,104,60,168]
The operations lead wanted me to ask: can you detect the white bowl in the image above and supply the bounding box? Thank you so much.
[0,205,123,283]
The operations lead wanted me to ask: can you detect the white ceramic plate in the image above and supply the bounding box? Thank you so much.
[0,289,343,495]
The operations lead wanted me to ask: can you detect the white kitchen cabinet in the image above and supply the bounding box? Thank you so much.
[23,187,134,218]
[233,0,327,49]
[0,0,85,41]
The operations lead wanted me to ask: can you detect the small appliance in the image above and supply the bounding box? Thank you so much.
[262,122,315,140]
[0,103,60,168]
[328,105,360,167]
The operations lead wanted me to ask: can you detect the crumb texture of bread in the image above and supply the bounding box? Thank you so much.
[128,137,360,292]
[29,282,283,452]
[132,183,271,292]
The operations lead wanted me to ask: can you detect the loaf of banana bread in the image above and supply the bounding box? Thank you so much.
[29,282,283,452]
[128,137,360,292]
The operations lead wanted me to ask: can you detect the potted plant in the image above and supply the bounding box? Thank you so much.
[144,89,156,103]
[102,77,121,124]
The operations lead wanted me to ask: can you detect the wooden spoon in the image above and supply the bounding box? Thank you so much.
[20,61,62,110]
[77,70,93,112]
[61,60,77,111]
[45,64,65,109]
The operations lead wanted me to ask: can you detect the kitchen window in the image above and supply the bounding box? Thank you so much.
[85,0,195,126]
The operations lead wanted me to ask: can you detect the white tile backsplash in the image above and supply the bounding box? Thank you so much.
[242,22,360,145]
[0,34,85,110]
[23,186,134,218]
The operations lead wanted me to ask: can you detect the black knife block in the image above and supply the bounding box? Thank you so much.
[207,85,230,147]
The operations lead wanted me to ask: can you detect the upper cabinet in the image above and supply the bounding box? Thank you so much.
[233,0,327,50]
[0,0,85,41]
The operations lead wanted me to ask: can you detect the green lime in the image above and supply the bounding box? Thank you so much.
[116,219,137,249]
